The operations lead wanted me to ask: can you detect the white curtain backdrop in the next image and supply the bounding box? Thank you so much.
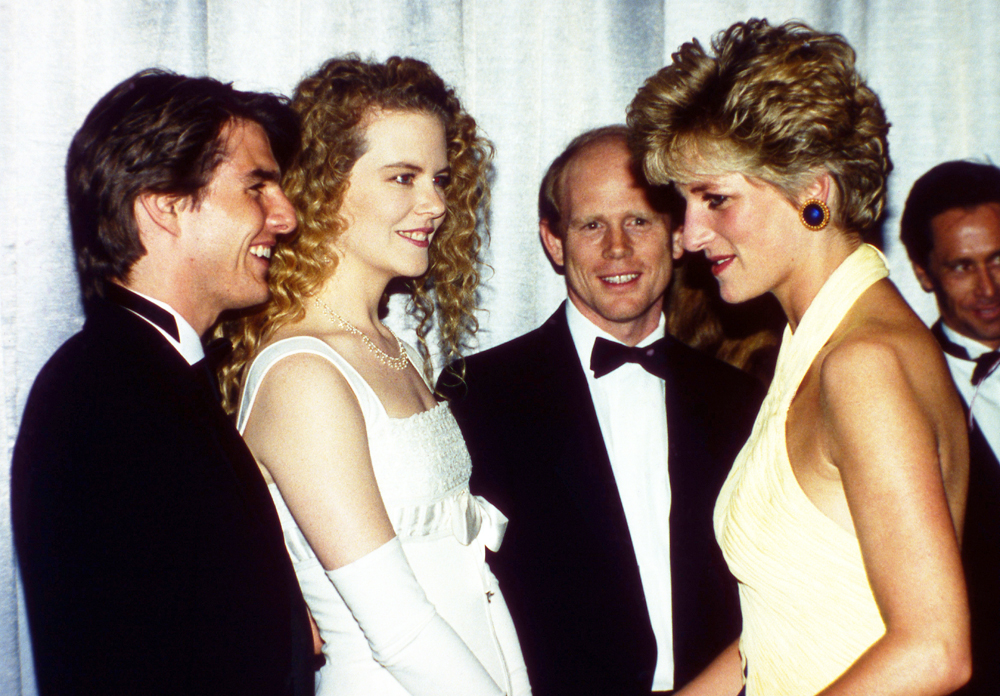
[2,1,998,693]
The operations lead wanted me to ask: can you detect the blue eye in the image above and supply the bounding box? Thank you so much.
[393,173,415,185]
[433,174,451,188]
[706,194,728,209]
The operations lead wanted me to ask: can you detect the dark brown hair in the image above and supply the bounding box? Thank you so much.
[900,160,1000,270]
[67,68,298,300]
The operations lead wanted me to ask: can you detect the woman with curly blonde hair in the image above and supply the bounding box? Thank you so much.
[219,56,529,696]
[629,19,970,696]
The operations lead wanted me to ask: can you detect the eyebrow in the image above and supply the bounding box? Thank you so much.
[245,167,281,184]
[381,162,451,175]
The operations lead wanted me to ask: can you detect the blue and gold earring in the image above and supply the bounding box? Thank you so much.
[799,199,830,230]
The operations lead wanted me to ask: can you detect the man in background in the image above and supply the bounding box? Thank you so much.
[901,159,1000,696]
[441,126,763,695]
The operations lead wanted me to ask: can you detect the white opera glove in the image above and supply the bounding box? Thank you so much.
[326,537,504,696]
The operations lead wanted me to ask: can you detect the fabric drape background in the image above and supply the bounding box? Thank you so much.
[2,1,997,693]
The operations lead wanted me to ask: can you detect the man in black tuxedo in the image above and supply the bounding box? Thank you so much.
[901,160,1000,696]
[12,70,315,696]
[439,127,763,695]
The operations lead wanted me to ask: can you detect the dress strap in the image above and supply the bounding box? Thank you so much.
[237,336,383,434]
[771,244,889,405]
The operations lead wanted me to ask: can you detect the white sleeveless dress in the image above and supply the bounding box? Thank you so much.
[237,336,530,696]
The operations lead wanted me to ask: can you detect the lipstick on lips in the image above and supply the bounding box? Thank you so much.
[709,255,735,276]
[397,227,433,249]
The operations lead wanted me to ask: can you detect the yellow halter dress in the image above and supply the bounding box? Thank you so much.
[714,244,889,695]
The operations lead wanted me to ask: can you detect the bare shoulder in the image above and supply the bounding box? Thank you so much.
[243,347,368,471]
[816,280,967,508]
[253,349,359,413]
[819,280,953,404]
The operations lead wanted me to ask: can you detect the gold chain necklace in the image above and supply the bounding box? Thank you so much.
[314,297,410,371]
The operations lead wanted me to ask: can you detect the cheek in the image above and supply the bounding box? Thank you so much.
[939,276,975,306]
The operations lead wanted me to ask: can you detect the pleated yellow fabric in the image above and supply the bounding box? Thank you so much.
[714,244,890,695]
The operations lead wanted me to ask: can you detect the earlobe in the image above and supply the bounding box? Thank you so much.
[539,219,565,267]
[135,191,184,237]
[671,227,684,260]
[912,264,936,293]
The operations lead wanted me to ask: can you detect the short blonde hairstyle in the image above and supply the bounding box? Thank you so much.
[218,56,493,412]
[628,19,891,237]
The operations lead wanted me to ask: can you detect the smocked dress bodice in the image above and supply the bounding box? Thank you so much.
[238,336,527,695]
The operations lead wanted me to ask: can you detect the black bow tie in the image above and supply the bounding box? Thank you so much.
[931,321,1000,387]
[590,336,669,379]
[193,337,233,403]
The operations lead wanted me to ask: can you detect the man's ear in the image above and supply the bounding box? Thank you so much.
[540,218,565,267]
[134,191,185,237]
[912,262,936,293]
[671,225,684,260]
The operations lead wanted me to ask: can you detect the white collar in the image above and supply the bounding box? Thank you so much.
[941,322,996,360]
[565,300,666,377]
[123,289,205,365]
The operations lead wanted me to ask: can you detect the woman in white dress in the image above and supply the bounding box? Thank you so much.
[219,56,530,696]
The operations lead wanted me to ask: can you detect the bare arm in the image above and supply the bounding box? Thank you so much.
[243,352,394,570]
[675,640,743,696]
[243,353,503,695]
[815,340,970,696]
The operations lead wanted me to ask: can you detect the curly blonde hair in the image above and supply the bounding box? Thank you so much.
[218,55,493,413]
[627,19,891,237]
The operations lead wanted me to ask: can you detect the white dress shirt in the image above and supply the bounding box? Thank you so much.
[566,301,674,690]
[941,324,1000,459]
[123,288,205,365]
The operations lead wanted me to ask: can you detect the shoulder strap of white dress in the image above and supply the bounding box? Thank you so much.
[236,336,381,434]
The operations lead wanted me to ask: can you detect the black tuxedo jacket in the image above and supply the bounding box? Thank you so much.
[12,298,314,696]
[930,320,1000,696]
[956,421,1000,696]
[439,306,764,695]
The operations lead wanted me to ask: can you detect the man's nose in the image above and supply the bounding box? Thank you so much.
[602,225,633,259]
[975,263,1000,299]
[268,190,297,235]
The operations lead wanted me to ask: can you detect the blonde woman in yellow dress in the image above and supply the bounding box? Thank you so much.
[629,19,970,696]
[219,56,529,696]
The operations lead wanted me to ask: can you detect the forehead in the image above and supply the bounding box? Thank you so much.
[358,110,447,163]
[929,202,1000,259]
[561,140,651,213]
[212,119,278,178]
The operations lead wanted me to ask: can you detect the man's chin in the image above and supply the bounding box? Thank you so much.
[950,318,1000,348]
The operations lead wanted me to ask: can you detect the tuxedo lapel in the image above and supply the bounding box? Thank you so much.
[961,418,1000,696]
[657,335,759,686]
[537,309,638,558]
[96,301,281,547]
